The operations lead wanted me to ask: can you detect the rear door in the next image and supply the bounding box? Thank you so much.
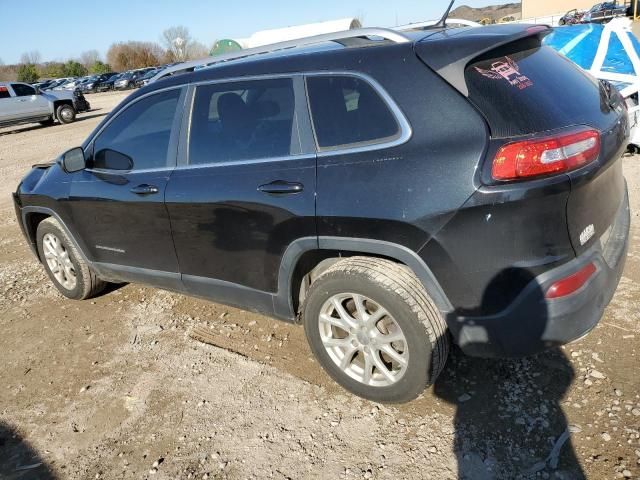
[165,76,316,298]
[10,83,50,117]
[69,87,187,281]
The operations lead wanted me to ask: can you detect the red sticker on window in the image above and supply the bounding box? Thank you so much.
[0,86,7,92]
[475,57,534,90]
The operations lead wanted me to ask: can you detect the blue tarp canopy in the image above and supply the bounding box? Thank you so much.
[544,23,640,88]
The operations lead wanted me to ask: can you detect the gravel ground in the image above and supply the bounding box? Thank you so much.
[0,91,639,479]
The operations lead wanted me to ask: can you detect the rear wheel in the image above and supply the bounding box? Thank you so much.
[56,104,76,124]
[36,218,106,300]
[302,257,450,403]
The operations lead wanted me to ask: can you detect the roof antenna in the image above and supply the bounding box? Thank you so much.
[431,0,456,28]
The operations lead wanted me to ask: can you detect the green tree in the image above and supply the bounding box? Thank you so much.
[62,60,88,77]
[16,63,38,83]
[89,60,112,74]
[40,62,66,79]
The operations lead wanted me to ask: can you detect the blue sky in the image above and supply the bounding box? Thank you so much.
[0,0,517,64]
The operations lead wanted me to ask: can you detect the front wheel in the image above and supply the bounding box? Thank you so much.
[302,257,450,403]
[56,104,76,124]
[36,218,106,300]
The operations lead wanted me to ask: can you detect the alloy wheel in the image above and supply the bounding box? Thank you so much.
[318,293,409,387]
[42,233,77,290]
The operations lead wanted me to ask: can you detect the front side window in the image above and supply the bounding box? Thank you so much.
[11,83,36,97]
[189,77,297,165]
[92,88,182,171]
[306,75,400,150]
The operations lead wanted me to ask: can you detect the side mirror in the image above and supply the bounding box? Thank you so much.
[34,86,41,95]
[61,147,86,173]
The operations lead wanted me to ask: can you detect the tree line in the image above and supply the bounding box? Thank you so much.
[0,26,211,83]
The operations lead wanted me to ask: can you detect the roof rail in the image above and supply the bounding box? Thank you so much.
[149,27,411,84]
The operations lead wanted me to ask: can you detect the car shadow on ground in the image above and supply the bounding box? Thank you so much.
[0,421,56,479]
[433,269,585,479]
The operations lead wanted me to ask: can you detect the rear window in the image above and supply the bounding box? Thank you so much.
[306,75,400,150]
[465,41,616,137]
[0,86,10,99]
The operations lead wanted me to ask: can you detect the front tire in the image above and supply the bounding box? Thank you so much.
[36,218,106,300]
[302,257,450,403]
[56,104,76,124]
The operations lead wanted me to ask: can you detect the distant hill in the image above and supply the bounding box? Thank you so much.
[450,3,522,23]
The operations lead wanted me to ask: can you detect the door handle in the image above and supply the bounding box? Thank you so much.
[18,99,28,102]
[258,180,304,195]
[130,184,159,195]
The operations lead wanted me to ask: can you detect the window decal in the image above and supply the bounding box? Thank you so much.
[474,57,534,90]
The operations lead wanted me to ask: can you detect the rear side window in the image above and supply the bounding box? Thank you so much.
[189,78,297,165]
[0,86,10,99]
[466,41,617,137]
[11,83,36,97]
[306,75,400,150]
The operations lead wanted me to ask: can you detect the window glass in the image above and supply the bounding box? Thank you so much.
[306,75,400,149]
[465,40,618,137]
[189,78,297,164]
[92,88,181,170]
[11,83,36,97]
[0,86,10,99]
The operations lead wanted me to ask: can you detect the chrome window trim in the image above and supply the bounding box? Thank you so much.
[304,71,412,157]
[178,71,411,170]
[174,153,316,171]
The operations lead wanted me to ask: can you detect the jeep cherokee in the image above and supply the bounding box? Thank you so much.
[13,24,630,403]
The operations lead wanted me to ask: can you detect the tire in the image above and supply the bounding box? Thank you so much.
[39,117,55,126]
[36,217,106,300]
[56,104,76,124]
[302,257,450,403]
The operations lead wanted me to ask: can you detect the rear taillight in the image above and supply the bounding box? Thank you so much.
[492,128,600,181]
[545,262,597,299]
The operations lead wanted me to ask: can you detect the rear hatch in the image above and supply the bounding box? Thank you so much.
[415,26,629,255]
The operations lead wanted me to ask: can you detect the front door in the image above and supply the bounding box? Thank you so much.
[69,87,187,283]
[165,77,316,305]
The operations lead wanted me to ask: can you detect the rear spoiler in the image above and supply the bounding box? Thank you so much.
[414,24,551,97]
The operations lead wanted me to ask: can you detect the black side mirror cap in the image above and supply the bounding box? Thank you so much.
[61,147,86,173]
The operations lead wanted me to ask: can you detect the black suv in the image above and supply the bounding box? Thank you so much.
[13,25,630,403]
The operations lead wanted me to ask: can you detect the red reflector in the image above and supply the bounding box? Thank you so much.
[546,263,597,299]
[492,128,600,181]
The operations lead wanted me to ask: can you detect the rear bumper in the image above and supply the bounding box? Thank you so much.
[452,184,630,358]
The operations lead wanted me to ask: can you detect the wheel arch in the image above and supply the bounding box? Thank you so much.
[274,237,454,321]
[21,207,90,265]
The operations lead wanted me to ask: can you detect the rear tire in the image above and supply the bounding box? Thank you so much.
[56,104,76,124]
[302,257,450,403]
[36,218,106,300]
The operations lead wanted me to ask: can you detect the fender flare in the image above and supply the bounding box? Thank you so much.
[273,236,454,320]
[20,206,91,264]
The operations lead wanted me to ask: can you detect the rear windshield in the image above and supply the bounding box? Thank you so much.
[465,40,616,137]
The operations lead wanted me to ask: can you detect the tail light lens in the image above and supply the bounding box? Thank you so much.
[492,128,600,181]
[545,262,596,299]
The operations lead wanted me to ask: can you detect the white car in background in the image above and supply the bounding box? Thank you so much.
[0,81,90,128]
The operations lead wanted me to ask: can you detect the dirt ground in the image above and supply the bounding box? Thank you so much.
[0,91,638,480]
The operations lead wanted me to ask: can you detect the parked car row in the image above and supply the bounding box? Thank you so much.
[559,2,631,25]
[31,65,171,96]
